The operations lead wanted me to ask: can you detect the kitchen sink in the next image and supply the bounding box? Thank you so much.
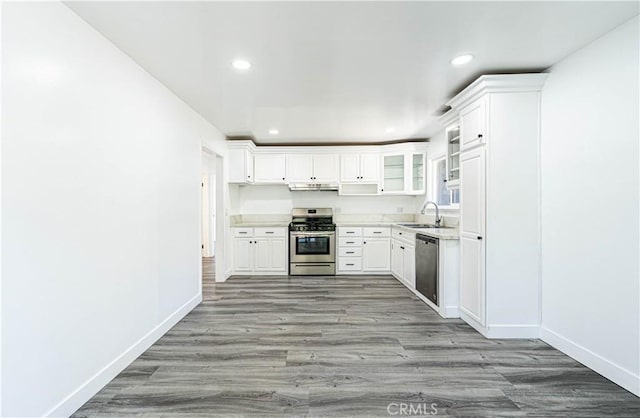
[397,223,453,229]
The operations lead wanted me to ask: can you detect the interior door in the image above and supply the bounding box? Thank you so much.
[459,147,486,325]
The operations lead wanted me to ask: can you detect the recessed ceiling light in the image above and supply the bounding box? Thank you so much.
[451,54,474,66]
[385,127,395,133]
[269,129,279,135]
[232,59,251,70]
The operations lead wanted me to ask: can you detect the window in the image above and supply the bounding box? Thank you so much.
[430,156,459,208]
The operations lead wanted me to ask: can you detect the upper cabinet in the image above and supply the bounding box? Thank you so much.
[228,147,254,184]
[444,119,461,189]
[227,140,425,194]
[286,154,338,183]
[340,153,379,183]
[254,154,286,184]
[459,96,487,151]
[382,151,425,195]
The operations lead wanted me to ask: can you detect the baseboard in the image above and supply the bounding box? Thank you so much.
[486,324,540,339]
[459,310,488,337]
[540,327,640,397]
[46,293,202,417]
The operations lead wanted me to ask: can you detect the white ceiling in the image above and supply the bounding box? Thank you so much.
[66,1,638,144]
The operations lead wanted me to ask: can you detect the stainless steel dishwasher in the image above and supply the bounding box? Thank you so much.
[416,234,438,306]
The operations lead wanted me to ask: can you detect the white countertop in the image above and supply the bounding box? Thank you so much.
[336,222,459,240]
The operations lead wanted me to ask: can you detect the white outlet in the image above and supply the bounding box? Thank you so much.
[397,207,404,213]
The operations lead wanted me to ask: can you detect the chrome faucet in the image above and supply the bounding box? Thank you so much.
[420,200,443,227]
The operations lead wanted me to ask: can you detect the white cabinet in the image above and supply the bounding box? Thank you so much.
[362,238,391,272]
[459,97,486,151]
[228,148,254,184]
[233,238,253,272]
[286,154,338,183]
[447,74,547,338]
[254,154,286,183]
[340,153,380,182]
[231,227,287,274]
[337,226,390,274]
[459,146,486,325]
[441,111,461,189]
[390,227,416,288]
[382,152,425,195]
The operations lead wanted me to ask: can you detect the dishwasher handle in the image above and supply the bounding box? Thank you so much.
[416,234,438,245]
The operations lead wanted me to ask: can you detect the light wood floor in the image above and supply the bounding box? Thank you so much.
[73,258,639,417]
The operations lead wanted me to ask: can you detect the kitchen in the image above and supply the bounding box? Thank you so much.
[2,1,639,417]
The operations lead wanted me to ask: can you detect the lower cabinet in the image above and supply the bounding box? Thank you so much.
[232,227,287,274]
[337,226,390,274]
[390,227,416,288]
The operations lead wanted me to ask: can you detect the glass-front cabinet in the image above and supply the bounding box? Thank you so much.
[446,123,461,189]
[382,151,425,195]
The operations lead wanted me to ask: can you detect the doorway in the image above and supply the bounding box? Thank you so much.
[201,149,225,299]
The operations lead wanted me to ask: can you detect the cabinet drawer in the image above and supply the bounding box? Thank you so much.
[339,227,363,237]
[233,228,253,237]
[339,257,362,271]
[339,237,363,247]
[253,227,286,237]
[391,228,416,243]
[363,227,390,237]
[339,247,362,257]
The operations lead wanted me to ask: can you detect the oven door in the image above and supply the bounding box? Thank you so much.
[290,232,335,263]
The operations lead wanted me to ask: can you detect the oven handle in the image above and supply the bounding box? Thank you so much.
[290,232,336,236]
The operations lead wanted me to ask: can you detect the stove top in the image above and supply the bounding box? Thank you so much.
[289,208,335,232]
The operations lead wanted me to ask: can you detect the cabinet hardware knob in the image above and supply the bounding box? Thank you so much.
[364,241,367,244]
[400,246,405,250]
[282,177,285,180]
[477,236,483,240]
[478,134,483,138]
[444,179,448,183]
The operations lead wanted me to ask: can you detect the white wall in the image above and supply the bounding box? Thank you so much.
[1,2,227,416]
[540,16,639,395]
[233,185,420,215]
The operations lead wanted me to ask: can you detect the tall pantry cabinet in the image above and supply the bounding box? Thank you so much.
[446,74,548,338]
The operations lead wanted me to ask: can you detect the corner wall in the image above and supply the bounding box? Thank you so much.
[1,2,227,416]
[540,16,639,395]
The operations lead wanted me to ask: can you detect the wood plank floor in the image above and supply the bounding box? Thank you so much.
[73,258,639,417]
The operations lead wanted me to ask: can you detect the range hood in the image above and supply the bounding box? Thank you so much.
[288,183,339,191]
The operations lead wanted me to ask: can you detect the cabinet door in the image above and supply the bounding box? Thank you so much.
[382,154,405,193]
[359,153,380,182]
[460,97,486,150]
[254,238,271,271]
[313,154,339,182]
[403,244,416,289]
[459,147,486,325]
[390,239,403,279]
[362,238,391,271]
[270,238,287,271]
[340,154,360,182]
[286,155,314,182]
[409,153,425,194]
[254,154,286,183]
[234,238,253,272]
[228,149,252,183]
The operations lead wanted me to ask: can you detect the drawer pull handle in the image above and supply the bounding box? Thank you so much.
[346,251,354,254]
[373,231,382,234]
[239,232,247,234]
[346,263,355,266]
[346,231,355,234]
[265,232,274,234]
[346,241,354,244]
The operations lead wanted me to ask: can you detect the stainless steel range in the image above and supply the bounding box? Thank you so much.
[289,208,336,275]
